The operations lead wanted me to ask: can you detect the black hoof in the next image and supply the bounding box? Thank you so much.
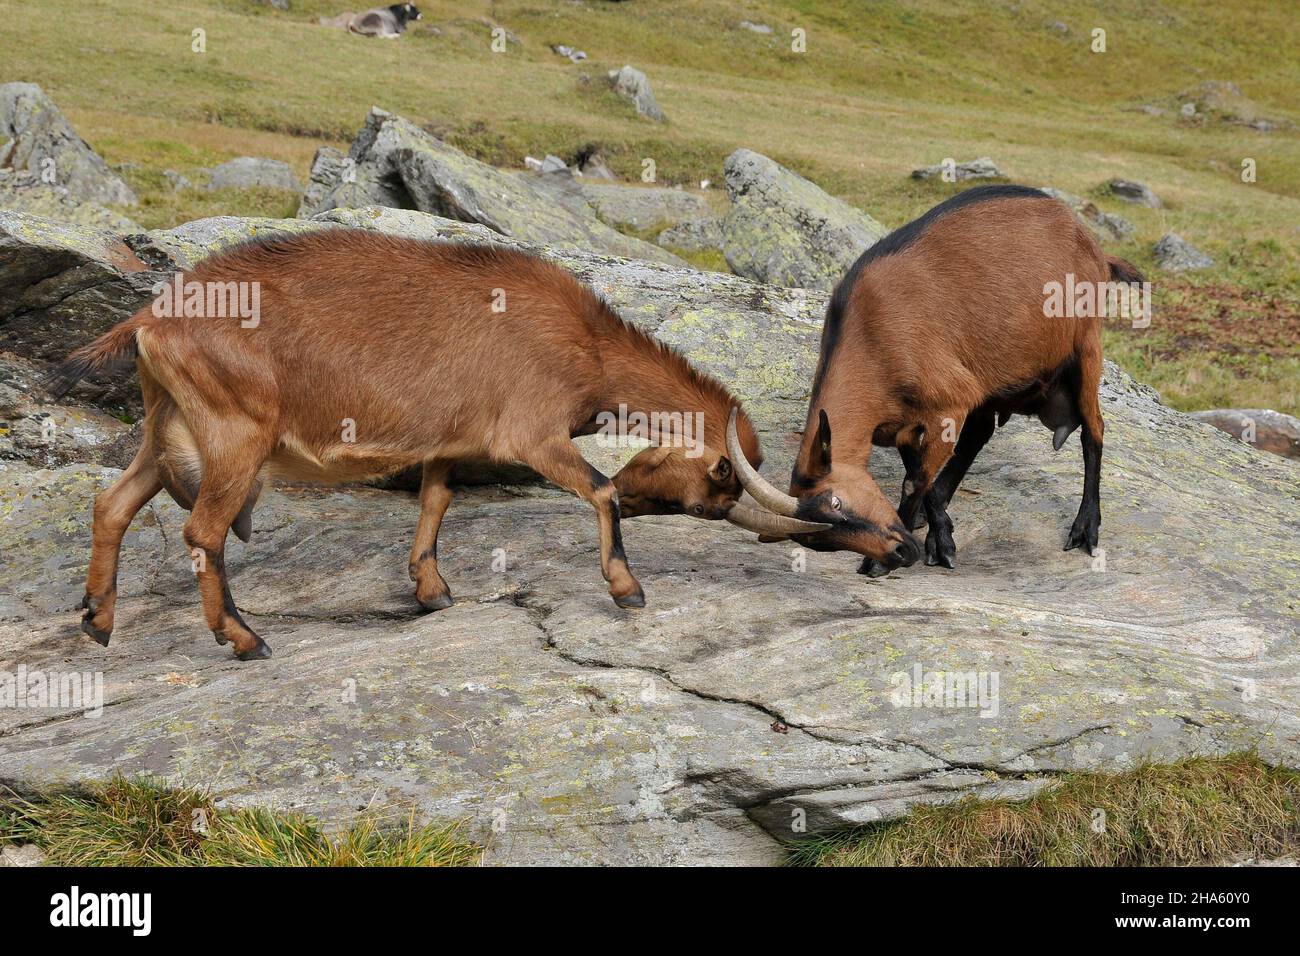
[613,590,646,609]
[924,531,957,569]
[858,558,892,578]
[1064,515,1100,554]
[418,591,455,612]
[213,631,229,646]
[80,613,111,647]
[236,641,273,661]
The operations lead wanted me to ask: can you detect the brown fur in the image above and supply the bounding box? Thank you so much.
[54,231,761,658]
[783,192,1133,571]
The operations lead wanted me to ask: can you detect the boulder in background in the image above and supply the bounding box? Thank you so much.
[719,148,887,290]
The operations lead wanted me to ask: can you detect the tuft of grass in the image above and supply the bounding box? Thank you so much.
[790,753,1300,867]
[0,777,480,867]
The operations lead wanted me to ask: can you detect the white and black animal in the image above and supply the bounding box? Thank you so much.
[346,3,422,38]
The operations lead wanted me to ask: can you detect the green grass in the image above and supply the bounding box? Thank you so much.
[790,753,1300,867]
[0,777,480,866]
[1,0,1297,411]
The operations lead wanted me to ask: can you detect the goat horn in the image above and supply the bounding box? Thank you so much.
[726,407,804,519]
[725,498,830,537]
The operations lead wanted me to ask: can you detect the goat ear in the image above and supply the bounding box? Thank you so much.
[707,455,733,485]
[814,409,833,469]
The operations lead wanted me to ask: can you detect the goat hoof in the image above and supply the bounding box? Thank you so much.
[1064,514,1100,553]
[213,631,229,646]
[858,558,892,578]
[924,532,956,569]
[80,613,111,647]
[613,589,646,609]
[418,591,454,612]
[236,641,273,661]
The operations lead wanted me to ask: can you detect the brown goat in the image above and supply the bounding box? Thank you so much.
[47,231,820,660]
[727,185,1144,574]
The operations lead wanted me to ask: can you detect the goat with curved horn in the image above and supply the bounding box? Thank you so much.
[724,408,830,536]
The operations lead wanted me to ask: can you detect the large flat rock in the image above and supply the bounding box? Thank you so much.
[2,360,1297,863]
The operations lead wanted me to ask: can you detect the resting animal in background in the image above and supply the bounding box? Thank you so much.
[726,184,1144,575]
[319,4,422,37]
[350,3,422,38]
[45,232,820,661]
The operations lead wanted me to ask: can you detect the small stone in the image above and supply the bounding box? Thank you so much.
[205,156,302,193]
[0,844,46,867]
[740,21,773,34]
[1189,409,1300,460]
[1153,232,1213,271]
[608,65,665,122]
[539,155,569,175]
[911,157,1003,181]
[1107,178,1163,208]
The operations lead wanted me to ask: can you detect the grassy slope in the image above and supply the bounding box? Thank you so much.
[0,0,1296,412]
[793,753,1300,867]
[0,777,480,866]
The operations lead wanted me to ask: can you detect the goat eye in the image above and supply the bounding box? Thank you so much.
[691,504,705,516]
[831,496,843,511]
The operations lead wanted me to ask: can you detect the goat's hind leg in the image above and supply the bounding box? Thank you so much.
[81,441,163,646]
[525,438,644,608]
[409,459,455,611]
[183,423,275,660]
[1065,346,1104,554]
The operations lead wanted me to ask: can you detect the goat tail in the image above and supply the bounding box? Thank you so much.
[40,313,147,402]
[1107,255,1144,286]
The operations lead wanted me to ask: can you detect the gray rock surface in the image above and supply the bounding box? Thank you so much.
[1107,178,1162,208]
[296,146,346,217]
[0,173,141,233]
[720,148,888,290]
[911,157,1002,181]
[608,65,665,122]
[0,83,137,207]
[1190,408,1300,460]
[0,211,160,410]
[298,108,680,264]
[581,183,711,231]
[1153,232,1214,272]
[205,156,302,192]
[1,208,1298,864]
[0,352,130,468]
[657,217,725,254]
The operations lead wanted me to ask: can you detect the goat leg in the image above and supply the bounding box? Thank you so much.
[409,460,455,611]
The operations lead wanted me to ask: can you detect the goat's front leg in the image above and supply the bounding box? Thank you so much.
[861,416,959,577]
[526,438,644,608]
[409,459,455,611]
[896,416,961,530]
[922,410,996,568]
